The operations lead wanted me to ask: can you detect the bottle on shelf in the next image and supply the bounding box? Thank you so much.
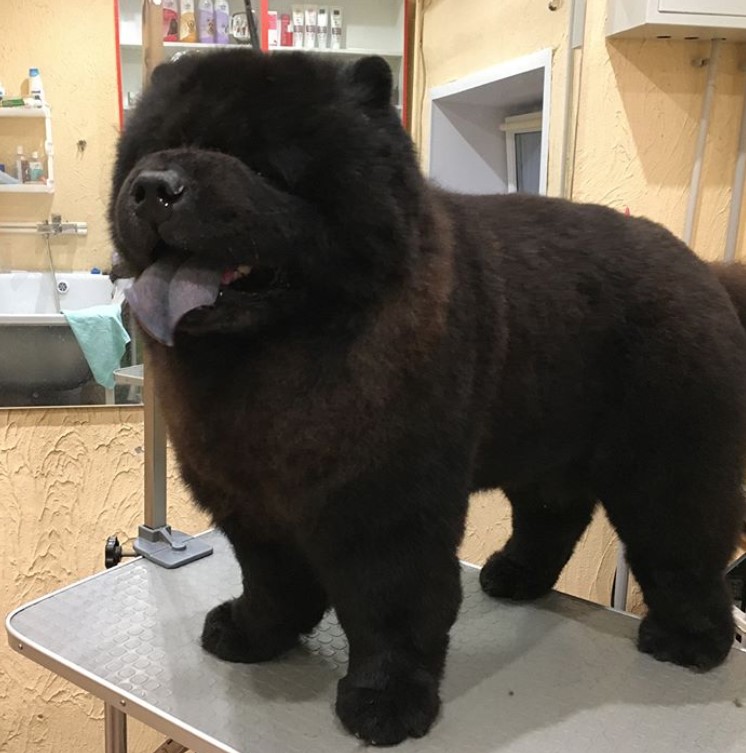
[28,151,45,183]
[214,0,230,44]
[267,11,279,47]
[28,68,44,102]
[15,146,29,183]
[280,13,292,47]
[163,0,179,41]
[179,0,198,42]
[330,7,343,50]
[292,5,304,48]
[198,0,216,43]
[304,5,318,49]
[318,7,329,49]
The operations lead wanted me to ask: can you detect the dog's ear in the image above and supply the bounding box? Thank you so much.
[150,52,196,88]
[150,60,178,87]
[348,56,393,110]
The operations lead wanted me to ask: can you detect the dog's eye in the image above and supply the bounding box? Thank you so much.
[250,164,291,193]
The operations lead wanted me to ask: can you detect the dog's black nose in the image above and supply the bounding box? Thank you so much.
[130,169,185,224]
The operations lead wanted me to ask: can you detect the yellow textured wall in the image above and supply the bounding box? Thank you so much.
[0,0,121,273]
[0,408,209,752]
[413,0,746,254]
[573,2,746,259]
[414,0,746,604]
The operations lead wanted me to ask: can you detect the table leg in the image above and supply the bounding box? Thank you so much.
[613,544,630,612]
[152,740,189,753]
[104,703,127,753]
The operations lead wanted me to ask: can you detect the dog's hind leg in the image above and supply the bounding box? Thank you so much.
[480,473,596,601]
[600,473,742,671]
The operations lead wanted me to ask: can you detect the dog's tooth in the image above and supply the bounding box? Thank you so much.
[221,269,238,285]
[237,265,252,276]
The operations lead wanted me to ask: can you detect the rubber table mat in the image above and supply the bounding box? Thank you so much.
[7,530,746,752]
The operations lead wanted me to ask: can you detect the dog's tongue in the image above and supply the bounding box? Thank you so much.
[124,256,221,346]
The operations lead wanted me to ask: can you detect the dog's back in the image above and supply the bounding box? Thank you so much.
[441,191,746,670]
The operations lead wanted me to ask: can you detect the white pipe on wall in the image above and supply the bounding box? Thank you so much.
[559,0,587,199]
[724,66,746,264]
[0,221,88,236]
[0,222,39,234]
[683,39,722,247]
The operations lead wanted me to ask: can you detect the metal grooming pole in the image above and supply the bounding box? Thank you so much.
[123,0,259,568]
[132,0,213,570]
[243,0,261,50]
[113,363,213,569]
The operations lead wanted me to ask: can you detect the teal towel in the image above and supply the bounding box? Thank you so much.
[62,303,131,390]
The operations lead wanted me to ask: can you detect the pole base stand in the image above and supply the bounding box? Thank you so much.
[133,525,213,569]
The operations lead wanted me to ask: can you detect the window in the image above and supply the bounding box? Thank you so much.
[502,112,543,195]
[428,49,551,196]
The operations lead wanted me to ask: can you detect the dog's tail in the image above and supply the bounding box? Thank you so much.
[712,262,746,330]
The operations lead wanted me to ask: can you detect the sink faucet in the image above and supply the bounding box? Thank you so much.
[36,214,84,236]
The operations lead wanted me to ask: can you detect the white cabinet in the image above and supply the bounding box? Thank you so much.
[607,0,746,39]
[658,0,746,15]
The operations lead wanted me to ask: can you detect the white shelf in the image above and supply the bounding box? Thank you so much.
[0,104,54,193]
[119,40,250,51]
[119,41,401,58]
[270,46,403,58]
[0,106,50,118]
[0,183,54,194]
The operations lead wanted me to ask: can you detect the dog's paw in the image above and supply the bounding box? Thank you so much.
[479,551,554,601]
[201,599,297,663]
[335,674,441,746]
[637,613,734,671]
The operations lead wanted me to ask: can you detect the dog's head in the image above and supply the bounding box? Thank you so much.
[110,50,422,346]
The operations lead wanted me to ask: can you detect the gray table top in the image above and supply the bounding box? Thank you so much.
[6,530,746,753]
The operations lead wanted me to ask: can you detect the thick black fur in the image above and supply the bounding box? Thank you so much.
[111,50,746,745]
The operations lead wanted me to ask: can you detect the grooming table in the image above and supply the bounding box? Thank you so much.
[7,530,746,753]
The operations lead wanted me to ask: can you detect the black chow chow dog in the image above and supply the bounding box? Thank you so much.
[111,50,746,745]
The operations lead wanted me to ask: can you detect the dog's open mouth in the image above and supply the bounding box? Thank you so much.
[125,255,289,347]
[221,265,253,287]
[219,265,288,297]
